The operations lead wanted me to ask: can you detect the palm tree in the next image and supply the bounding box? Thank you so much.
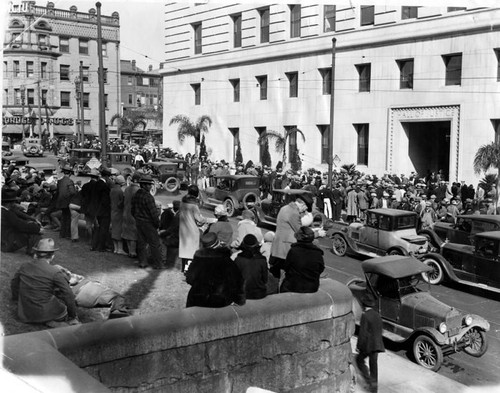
[257,127,306,169]
[169,114,212,156]
[473,141,500,214]
[110,113,147,143]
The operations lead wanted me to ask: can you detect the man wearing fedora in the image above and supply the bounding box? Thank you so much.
[131,174,163,269]
[1,188,43,255]
[92,167,112,252]
[56,164,77,239]
[11,238,80,327]
[356,291,384,393]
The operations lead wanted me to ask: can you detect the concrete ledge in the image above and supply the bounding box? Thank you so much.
[2,278,354,392]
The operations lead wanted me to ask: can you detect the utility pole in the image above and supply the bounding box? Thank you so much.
[20,85,26,140]
[75,76,81,144]
[96,2,107,164]
[328,37,337,189]
[36,80,42,137]
[79,61,85,144]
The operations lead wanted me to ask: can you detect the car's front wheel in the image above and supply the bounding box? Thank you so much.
[463,328,488,357]
[413,335,443,372]
[421,257,444,285]
[223,199,236,217]
[332,234,347,256]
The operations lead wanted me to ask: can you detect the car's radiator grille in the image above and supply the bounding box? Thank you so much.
[446,314,462,336]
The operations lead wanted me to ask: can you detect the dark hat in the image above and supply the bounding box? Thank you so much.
[33,238,59,253]
[100,167,112,177]
[1,189,20,203]
[361,291,377,308]
[240,234,260,250]
[294,226,315,243]
[172,200,181,209]
[139,174,155,184]
[187,184,199,197]
[201,232,220,249]
[296,193,313,209]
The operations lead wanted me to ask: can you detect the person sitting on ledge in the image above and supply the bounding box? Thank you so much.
[185,232,246,308]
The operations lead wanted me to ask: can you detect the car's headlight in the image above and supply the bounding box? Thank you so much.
[439,322,447,334]
[464,315,472,326]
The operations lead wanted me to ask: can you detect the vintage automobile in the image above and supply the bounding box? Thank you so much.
[252,188,332,229]
[347,255,490,371]
[24,163,57,177]
[420,231,500,293]
[2,155,30,170]
[138,159,189,196]
[106,152,135,180]
[331,209,428,258]
[58,148,101,176]
[2,139,12,156]
[200,175,261,217]
[420,214,500,250]
[22,138,44,157]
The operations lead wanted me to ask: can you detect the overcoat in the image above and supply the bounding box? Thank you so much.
[280,242,324,293]
[270,202,302,260]
[179,195,208,259]
[55,175,76,209]
[346,189,358,217]
[357,308,385,354]
[121,183,139,241]
[110,183,124,240]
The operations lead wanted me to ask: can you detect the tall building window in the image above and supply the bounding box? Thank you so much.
[285,126,297,163]
[59,37,69,53]
[41,62,47,79]
[191,83,201,105]
[324,5,336,32]
[27,89,35,105]
[356,63,371,92]
[128,94,133,104]
[15,89,21,105]
[82,66,89,82]
[286,71,298,97]
[3,61,7,77]
[397,59,414,89]
[41,89,47,106]
[402,6,418,20]
[259,7,270,43]
[14,61,20,77]
[495,49,500,82]
[11,32,21,46]
[102,42,107,57]
[127,76,133,85]
[443,53,462,86]
[38,34,48,46]
[318,125,330,164]
[230,79,240,102]
[319,68,332,95]
[255,126,266,163]
[360,5,374,26]
[26,61,34,78]
[256,75,267,100]
[492,120,500,145]
[232,14,242,48]
[83,92,90,108]
[193,23,202,54]
[290,4,301,38]
[60,91,70,107]
[354,123,369,165]
[60,65,70,81]
[79,39,89,55]
[229,128,240,161]
[4,89,8,106]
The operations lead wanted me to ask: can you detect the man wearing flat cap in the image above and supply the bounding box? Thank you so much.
[1,189,43,255]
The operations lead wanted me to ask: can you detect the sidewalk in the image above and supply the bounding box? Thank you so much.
[350,337,467,393]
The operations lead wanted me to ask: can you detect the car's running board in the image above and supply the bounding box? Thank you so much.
[456,280,500,294]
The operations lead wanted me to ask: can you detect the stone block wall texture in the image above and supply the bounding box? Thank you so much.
[3,279,355,393]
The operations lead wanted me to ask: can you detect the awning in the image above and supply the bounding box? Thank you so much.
[52,124,96,135]
[2,124,30,134]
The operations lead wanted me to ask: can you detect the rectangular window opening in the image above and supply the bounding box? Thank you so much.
[232,14,242,48]
[230,78,240,102]
[354,123,369,165]
[360,5,374,26]
[259,7,270,43]
[256,75,267,100]
[290,4,301,38]
[319,68,332,95]
[191,83,201,105]
[402,6,418,20]
[356,63,371,92]
[324,5,336,32]
[193,23,202,54]
[397,59,414,89]
[318,125,330,164]
[443,53,462,86]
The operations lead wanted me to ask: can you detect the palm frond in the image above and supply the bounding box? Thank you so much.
[169,114,191,127]
[473,142,500,174]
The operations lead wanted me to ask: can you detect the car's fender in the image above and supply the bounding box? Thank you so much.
[418,229,444,249]
[417,252,459,282]
[330,230,358,252]
[409,327,446,346]
[386,246,409,256]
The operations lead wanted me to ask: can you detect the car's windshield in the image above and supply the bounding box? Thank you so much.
[398,274,428,296]
[394,215,417,230]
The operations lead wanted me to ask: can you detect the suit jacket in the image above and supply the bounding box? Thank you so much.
[94,179,111,217]
[357,307,385,354]
[55,175,76,209]
[1,206,41,252]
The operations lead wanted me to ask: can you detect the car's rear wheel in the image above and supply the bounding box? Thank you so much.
[164,176,180,192]
[223,199,236,217]
[332,234,347,256]
[388,248,404,256]
[413,335,443,372]
[463,328,488,357]
[421,257,444,285]
[242,192,259,210]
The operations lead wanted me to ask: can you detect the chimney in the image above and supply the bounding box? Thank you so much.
[148,65,152,71]
[132,60,136,70]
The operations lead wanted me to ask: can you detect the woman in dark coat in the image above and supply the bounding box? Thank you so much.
[280,226,324,294]
[234,234,268,300]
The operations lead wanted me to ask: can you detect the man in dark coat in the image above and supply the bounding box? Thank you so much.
[234,234,268,300]
[186,232,246,308]
[159,199,181,268]
[356,291,385,393]
[91,168,112,251]
[55,164,76,239]
[1,189,43,255]
[80,169,100,242]
[280,226,324,293]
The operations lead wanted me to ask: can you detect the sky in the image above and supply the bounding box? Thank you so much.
[3,0,166,71]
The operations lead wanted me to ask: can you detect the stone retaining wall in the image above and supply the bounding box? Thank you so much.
[2,279,355,393]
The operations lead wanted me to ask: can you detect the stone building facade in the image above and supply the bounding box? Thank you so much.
[2,1,120,141]
[161,4,500,184]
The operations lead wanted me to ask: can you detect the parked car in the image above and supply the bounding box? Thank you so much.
[200,175,260,217]
[347,255,490,371]
[252,188,333,229]
[21,138,44,157]
[420,231,500,293]
[24,163,57,177]
[106,152,135,180]
[2,155,30,170]
[331,208,428,258]
[58,149,101,176]
[2,140,12,156]
[138,159,189,196]
[420,215,500,250]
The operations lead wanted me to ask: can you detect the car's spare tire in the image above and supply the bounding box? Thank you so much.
[164,176,180,192]
[242,192,259,210]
